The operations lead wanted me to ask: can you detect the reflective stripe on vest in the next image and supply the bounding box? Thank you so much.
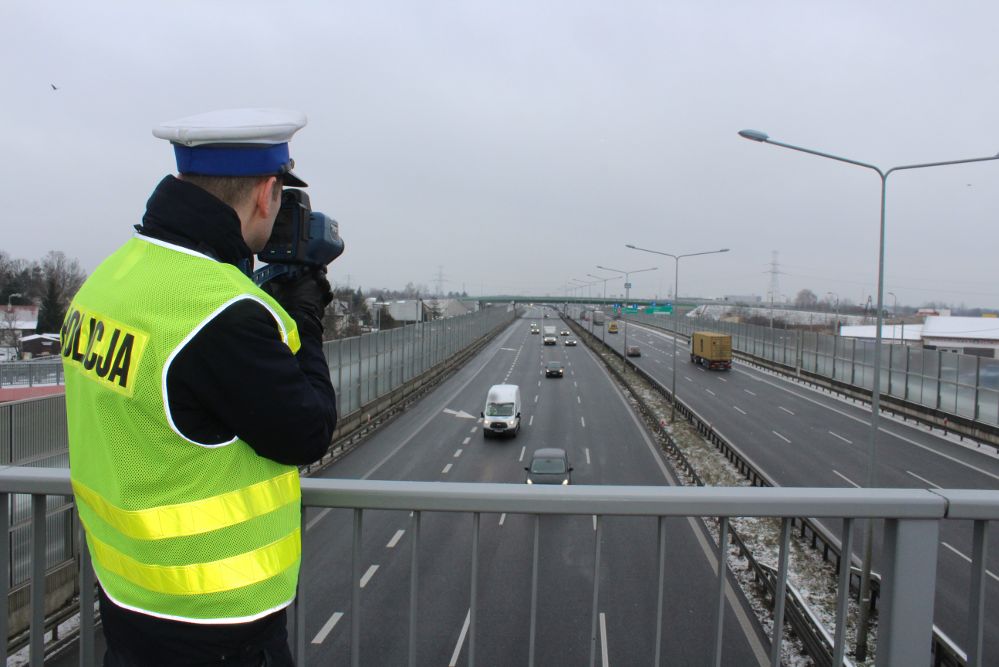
[72,470,300,540]
[87,528,301,596]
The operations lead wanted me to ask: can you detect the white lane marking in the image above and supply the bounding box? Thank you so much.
[311,611,344,644]
[306,508,332,532]
[469,427,477,434]
[592,515,597,531]
[538,380,542,387]
[585,448,591,464]
[779,406,794,415]
[499,513,507,526]
[387,530,405,548]
[534,395,539,403]
[577,396,582,404]
[462,436,470,445]
[772,430,791,444]
[684,375,693,382]
[519,446,526,462]
[574,381,578,388]
[744,389,757,396]
[941,542,999,584]
[599,612,609,667]
[360,564,379,588]
[705,389,716,396]
[449,609,471,666]
[733,406,747,415]
[442,463,453,474]
[718,377,727,382]
[733,364,999,482]
[906,470,941,488]
[655,359,662,363]
[829,431,853,445]
[454,449,463,458]
[529,415,534,426]
[581,416,586,428]
[833,470,860,487]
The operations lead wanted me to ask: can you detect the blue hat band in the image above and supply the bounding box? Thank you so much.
[173,143,291,177]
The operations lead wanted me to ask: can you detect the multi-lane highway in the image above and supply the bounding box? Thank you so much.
[301,309,771,665]
[585,314,999,661]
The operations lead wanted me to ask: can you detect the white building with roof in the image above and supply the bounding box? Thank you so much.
[840,316,999,358]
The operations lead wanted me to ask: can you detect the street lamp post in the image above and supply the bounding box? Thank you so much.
[887,292,898,343]
[625,246,729,421]
[826,291,840,334]
[595,265,657,370]
[739,128,999,661]
[6,293,22,312]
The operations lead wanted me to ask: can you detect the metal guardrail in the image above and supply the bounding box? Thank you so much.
[2,467,993,667]
[0,361,63,390]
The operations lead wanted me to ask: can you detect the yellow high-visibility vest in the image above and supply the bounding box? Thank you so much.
[63,235,302,623]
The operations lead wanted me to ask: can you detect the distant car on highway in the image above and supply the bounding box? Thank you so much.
[525,448,573,485]
[626,345,641,357]
[607,322,619,334]
[560,330,570,336]
[564,338,577,346]
[543,335,557,345]
[545,361,564,378]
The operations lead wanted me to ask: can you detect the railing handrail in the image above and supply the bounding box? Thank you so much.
[3,466,989,520]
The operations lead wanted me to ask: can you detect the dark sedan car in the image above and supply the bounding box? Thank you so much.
[525,448,573,485]
[564,338,577,346]
[545,361,564,377]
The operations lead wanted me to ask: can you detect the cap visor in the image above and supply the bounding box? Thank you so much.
[282,170,308,187]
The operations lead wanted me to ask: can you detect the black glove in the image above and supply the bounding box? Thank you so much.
[263,268,334,324]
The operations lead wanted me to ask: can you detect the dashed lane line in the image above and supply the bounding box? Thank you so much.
[833,470,860,487]
[529,415,534,426]
[828,431,853,445]
[387,530,404,548]
[311,611,343,644]
[734,406,747,415]
[360,564,379,588]
[779,406,794,415]
[449,609,471,667]
[906,470,941,488]
[581,416,586,428]
[577,396,582,404]
[442,463,453,474]
[462,436,470,445]
[599,612,609,667]
[519,446,526,462]
[772,430,791,444]
[586,448,591,464]
[744,389,757,396]
[941,542,999,584]
[454,449,463,458]
[705,389,716,396]
[499,513,507,526]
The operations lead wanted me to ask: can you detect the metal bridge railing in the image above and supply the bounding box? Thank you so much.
[3,467,995,667]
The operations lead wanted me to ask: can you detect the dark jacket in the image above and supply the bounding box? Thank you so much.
[99,175,336,666]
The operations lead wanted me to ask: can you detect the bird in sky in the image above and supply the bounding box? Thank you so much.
[50,84,58,90]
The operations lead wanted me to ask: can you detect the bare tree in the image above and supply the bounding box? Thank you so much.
[36,251,86,332]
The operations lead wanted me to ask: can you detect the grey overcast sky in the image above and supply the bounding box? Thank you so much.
[3,1,999,308]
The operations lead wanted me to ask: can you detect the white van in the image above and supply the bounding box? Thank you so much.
[481,384,521,438]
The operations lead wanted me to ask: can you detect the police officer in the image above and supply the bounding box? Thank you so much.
[61,109,337,666]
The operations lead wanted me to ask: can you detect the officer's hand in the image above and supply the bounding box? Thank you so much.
[263,268,334,323]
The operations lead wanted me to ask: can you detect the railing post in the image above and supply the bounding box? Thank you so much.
[78,513,95,667]
[874,518,939,667]
[30,494,45,667]
[0,493,8,666]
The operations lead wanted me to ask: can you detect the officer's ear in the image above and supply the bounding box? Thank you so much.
[254,176,281,218]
